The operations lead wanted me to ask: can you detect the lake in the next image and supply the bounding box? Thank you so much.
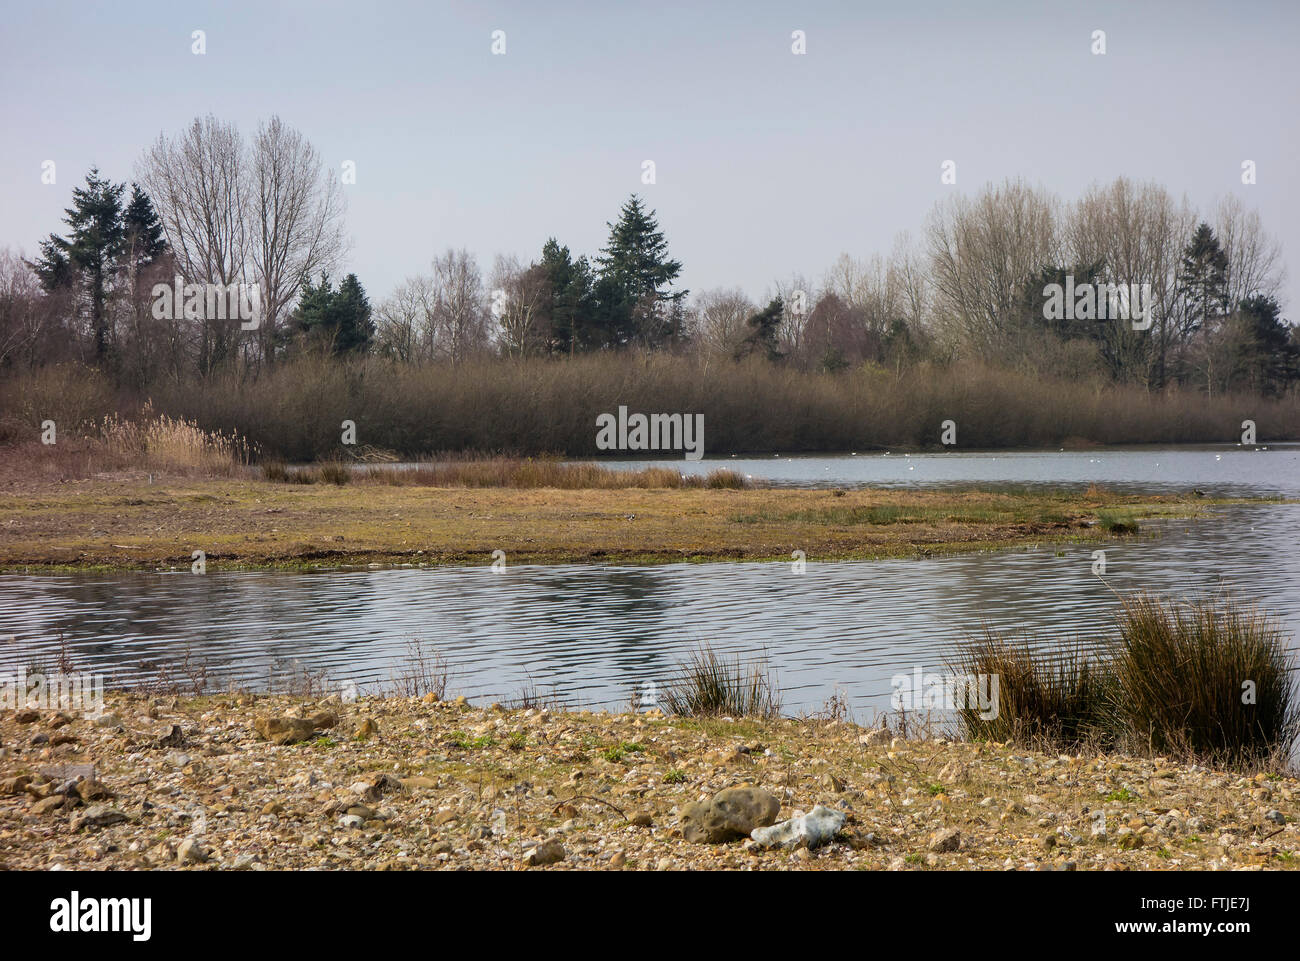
[2,446,1296,718]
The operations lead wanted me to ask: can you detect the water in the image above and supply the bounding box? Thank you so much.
[588,443,1300,497]
[3,444,1297,717]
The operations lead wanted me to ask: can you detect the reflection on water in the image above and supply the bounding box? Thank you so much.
[2,504,1296,717]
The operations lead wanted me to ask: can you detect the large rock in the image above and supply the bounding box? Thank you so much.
[252,716,318,745]
[680,786,780,843]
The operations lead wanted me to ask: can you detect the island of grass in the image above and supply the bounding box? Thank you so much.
[0,460,1269,572]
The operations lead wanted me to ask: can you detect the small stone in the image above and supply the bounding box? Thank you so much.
[252,716,317,745]
[1265,810,1286,826]
[523,839,565,866]
[609,851,626,868]
[630,811,653,828]
[339,814,365,829]
[928,828,961,853]
[70,805,128,831]
[74,780,111,802]
[32,795,66,815]
[1,776,33,796]
[177,838,208,863]
[15,710,40,724]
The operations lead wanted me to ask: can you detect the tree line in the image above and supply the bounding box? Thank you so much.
[1,114,1296,399]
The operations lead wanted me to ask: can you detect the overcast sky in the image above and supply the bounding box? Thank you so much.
[2,0,1296,311]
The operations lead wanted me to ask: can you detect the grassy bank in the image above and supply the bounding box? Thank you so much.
[0,473,1235,572]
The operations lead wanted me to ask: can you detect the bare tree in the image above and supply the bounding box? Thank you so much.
[926,178,1059,356]
[249,117,347,365]
[1066,178,1196,385]
[375,275,435,363]
[490,254,551,358]
[429,249,490,365]
[138,115,250,373]
[0,248,49,367]
[1214,194,1285,309]
[688,287,755,358]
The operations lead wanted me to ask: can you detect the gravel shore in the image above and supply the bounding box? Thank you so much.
[2,693,1295,870]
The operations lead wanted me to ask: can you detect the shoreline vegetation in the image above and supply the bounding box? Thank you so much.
[3,358,1299,464]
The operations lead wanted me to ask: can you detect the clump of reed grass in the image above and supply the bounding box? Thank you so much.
[261,461,290,482]
[100,407,254,474]
[949,632,1114,750]
[317,461,351,485]
[1110,593,1299,768]
[950,594,1300,771]
[659,644,781,718]
[1097,510,1139,534]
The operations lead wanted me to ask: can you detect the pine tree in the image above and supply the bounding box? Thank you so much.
[294,272,373,354]
[29,168,127,361]
[594,195,686,349]
[1231,295,1299,396]
[539,238,595,354]
[735,298,785,361]
[122,184,168,268]
[1178,223,1230,335]
[333,273,374,354]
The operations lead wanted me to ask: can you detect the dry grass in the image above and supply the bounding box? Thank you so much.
[1111,594,1300,769]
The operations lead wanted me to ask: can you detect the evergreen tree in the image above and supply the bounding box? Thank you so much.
[594,195,686,348]
[1177,223,1230,336]
[294,272,373,354]
[539,238,595,354]
[122,184,168,268]
[735,297,785,361]
[29,168,127,361]
[1230,295,1299,396]
[333,273,374,354]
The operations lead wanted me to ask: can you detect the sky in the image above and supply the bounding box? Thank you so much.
[2,0,1297,312]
